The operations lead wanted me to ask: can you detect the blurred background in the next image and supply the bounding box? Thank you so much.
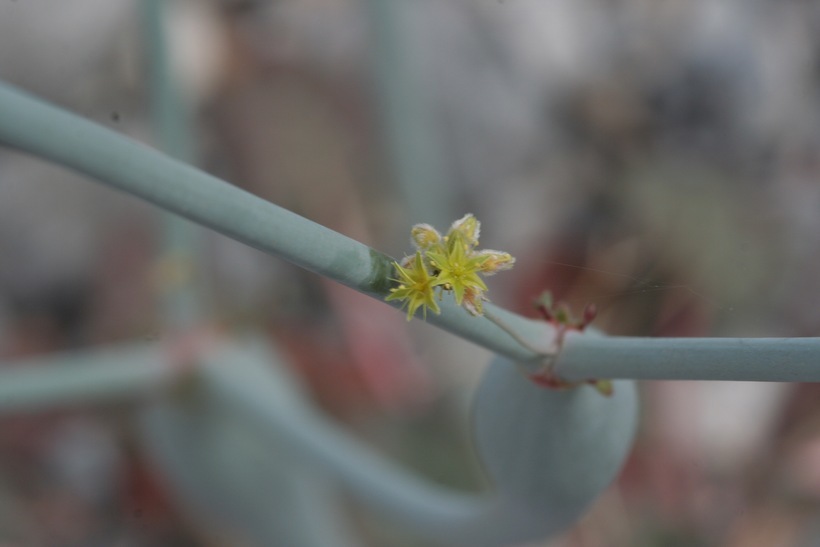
[1,0,820,545]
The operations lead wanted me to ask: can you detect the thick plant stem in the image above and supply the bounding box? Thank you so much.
[150,336,635,546]
[3,81,820,381]
[365,0,453,227]
[0,343,174,411]
[0,81,550,365]
[556,333,820,382]
[142,0,202,329]
[483,309,552,359]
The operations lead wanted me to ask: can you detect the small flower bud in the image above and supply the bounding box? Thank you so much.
[589,379,614,396]
[410,224,442,250]
[581,303,598,329]
[449,213,480,246]
[476,250,515,275]
[462,286,487,316]
[536,292,555,322]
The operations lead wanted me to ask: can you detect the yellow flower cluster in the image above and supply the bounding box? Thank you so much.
[386,214,515,320]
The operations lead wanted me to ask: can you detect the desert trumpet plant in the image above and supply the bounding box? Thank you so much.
[0,80,635,545]
[5,77,820,546]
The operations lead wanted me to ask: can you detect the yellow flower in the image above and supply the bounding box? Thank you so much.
[386,251,441,321]
[387,214,514,319]
[426,239,489,306]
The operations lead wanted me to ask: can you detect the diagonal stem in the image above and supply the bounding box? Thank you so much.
[3,80,820,381]
[0,80,549,365]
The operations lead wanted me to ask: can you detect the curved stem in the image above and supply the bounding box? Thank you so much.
[194,338,547,546]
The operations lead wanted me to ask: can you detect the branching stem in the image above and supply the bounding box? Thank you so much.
[2,81,820,381]
[482,309,552,359]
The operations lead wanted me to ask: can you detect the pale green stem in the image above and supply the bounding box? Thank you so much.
[0,343,173,412]
[3,81,820,381]
[143,0,202,328]
[0,80,550,365]
[556,333,820,382]
[188,337,555,546]
[365,0,453,227]
[483,309,551,359]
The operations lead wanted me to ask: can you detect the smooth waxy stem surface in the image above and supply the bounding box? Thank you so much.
[138,337,637,546]
[472,356,639,542]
